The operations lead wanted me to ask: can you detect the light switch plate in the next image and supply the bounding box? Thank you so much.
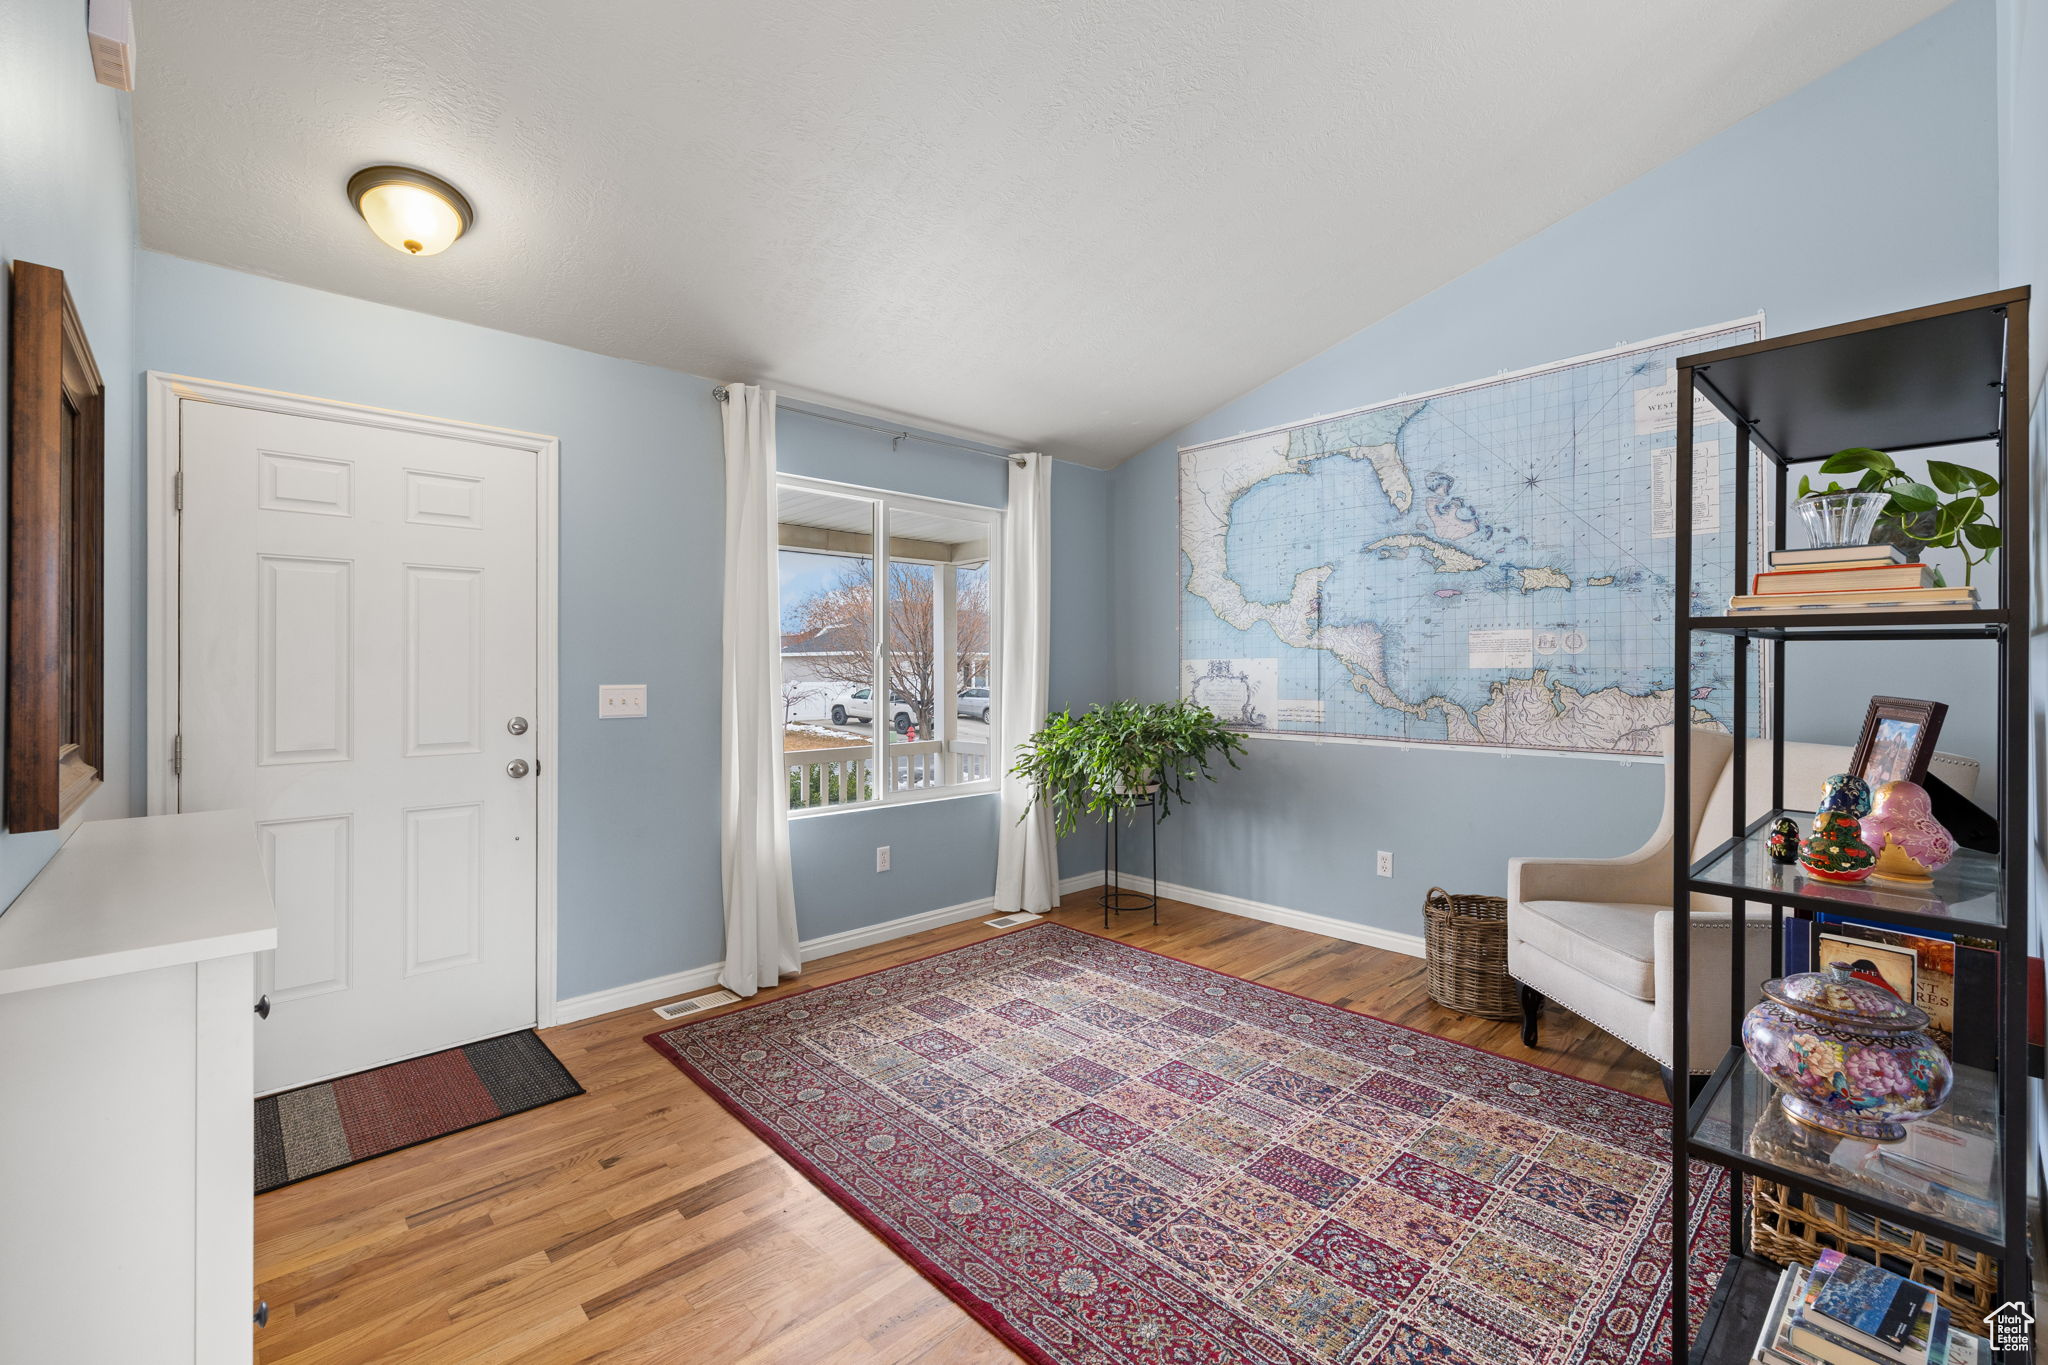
[598,685,647,718]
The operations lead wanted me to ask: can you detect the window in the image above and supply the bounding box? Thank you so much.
[778,476,999,812]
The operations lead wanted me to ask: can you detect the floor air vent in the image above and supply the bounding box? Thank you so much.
[985,913,1043,928]
[654,990,740,1020]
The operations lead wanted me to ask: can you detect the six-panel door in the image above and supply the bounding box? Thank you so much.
[178,400,540,1094]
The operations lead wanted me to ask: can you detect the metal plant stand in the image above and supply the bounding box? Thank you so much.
[1101,793,1160,927]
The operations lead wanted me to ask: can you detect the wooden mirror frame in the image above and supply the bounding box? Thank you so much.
[7,261,104,832]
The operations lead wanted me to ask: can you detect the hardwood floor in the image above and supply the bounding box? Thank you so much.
[253,890,1662,1364]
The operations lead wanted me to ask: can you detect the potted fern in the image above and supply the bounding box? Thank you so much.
[1011,699,1247,837]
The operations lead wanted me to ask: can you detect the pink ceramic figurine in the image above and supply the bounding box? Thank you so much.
[1861,780,1956,884]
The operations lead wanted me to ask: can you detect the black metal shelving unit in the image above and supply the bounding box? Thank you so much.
[1668,287,2032,1362]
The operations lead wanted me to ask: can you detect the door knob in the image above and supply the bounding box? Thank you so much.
[506,716,529,735]
[506,759,530,779]
[254,995,271,1020]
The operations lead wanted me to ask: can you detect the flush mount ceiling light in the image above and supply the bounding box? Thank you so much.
[346,165,473,256]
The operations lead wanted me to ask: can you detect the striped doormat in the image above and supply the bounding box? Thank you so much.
[254,1030,582,1194]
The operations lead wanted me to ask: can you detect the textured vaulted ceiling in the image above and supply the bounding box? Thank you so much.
[131,0,1950,466]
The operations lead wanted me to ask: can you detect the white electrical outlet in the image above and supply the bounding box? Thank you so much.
[1376,851,1393,877]
[598,685,647,718]
[876,845,891,872]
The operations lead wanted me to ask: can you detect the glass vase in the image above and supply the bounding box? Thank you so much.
[1796,490,1888,549]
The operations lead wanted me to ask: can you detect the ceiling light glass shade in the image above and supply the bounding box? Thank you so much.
[346,166,473,256]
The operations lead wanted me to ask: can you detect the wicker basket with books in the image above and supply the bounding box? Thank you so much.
[1750,1184,1997,1336]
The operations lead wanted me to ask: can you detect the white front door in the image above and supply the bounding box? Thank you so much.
[176,398,541,1094]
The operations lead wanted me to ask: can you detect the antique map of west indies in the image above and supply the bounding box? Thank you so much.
[1179,320,1764,756]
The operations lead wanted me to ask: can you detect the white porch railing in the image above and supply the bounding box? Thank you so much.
[786,743,873,810]
[786,736,996,810]
[955,738,992,783]
[885,738,945,792]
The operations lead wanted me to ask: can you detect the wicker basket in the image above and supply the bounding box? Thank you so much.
[1422,887,1518,1020]
[1749,1179,1996,1333]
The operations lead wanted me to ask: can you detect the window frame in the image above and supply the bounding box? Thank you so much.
[777,473,1002,818]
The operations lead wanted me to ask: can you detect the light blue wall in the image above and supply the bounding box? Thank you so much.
[135,255,1112,991]
[1047,459,1115,877]
[1108,0,2004,940]
[1998,0,2046,390]
[137,251,719,998]
[777,408,1113,940]
[0,0,142,908]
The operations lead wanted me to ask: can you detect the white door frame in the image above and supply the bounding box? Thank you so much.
[145,371,564,1027]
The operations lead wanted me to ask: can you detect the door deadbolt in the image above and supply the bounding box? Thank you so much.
[506,716,529,735]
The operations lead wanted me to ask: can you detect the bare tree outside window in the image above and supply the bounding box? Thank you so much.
[955,566,990,689]
[780,677,811,726]
[785,559,989,738]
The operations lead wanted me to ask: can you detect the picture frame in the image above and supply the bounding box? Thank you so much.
[1848,694,1947,790]
[7,260,104,832]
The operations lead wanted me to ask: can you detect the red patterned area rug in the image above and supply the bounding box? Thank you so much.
[646,923,1726,1364]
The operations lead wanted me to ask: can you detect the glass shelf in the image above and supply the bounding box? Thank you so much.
[1688,610,2006,640]
[1690,1049,2003,1253]
[1688,810,2004,935]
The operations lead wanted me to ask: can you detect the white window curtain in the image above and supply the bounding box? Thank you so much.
[718,384,799,995]
[994,451,1059,913]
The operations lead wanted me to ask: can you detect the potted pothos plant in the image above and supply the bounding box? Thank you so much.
[1797,447,2001,586]
[1011,699,1247,837]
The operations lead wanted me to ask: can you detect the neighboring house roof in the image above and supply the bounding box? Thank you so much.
[780,624,863,655]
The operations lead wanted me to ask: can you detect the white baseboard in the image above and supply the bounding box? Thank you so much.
[555,893,1002,1024]
[1154,877,1424,958]
[558,872,1420,1025]
[1062,870,1423,959]
[554,962,725,1024]
[796,894,997,962]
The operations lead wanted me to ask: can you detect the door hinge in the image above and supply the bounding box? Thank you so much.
[172,732,182,777]
[173,469,183,513]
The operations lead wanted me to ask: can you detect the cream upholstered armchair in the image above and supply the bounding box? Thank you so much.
[1507,727,1978,1086]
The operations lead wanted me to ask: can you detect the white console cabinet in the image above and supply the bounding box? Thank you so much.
[0,811,276,1365]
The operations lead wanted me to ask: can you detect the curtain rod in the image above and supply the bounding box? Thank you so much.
[713,385,1027,468]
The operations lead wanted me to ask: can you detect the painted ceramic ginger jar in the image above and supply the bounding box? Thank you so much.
[1861,779,1955,884]
[1741,965,1952,1141]
[1800,810,1877,882]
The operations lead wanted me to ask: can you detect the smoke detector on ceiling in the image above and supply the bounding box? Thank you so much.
[87,0,135,91]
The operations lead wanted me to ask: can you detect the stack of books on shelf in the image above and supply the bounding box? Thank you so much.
[1729,545,1977,615]
[1751,1251,1990,1365]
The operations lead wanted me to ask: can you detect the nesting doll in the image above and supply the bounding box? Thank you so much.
[1766,816,1801,864]
[1800,810,1878,882]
